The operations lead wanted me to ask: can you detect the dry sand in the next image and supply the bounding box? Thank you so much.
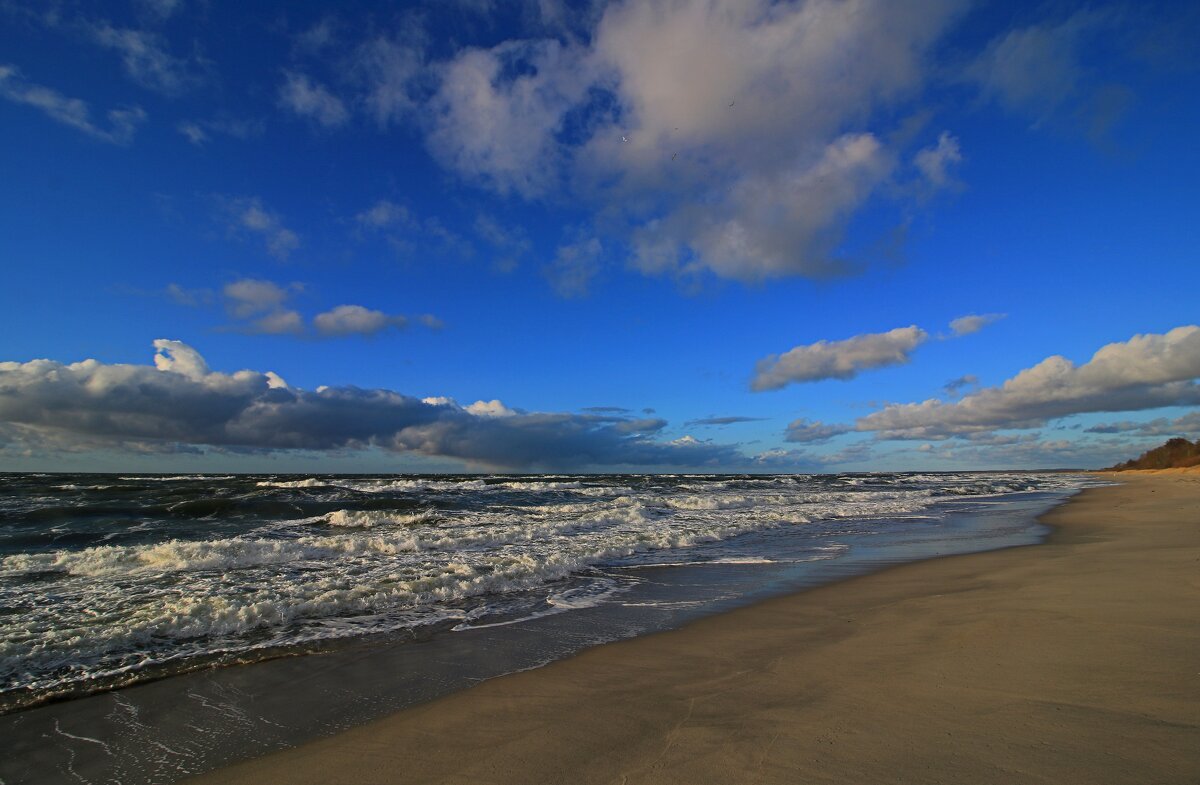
[186,472,1199,784]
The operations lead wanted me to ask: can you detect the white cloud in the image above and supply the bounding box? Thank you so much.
[427,38,594,198]
[223,279,294,318]
[355,34,424,128]
[223,197,300,260]
[0,341,748,470]
[965,8,1132,143]
[465,399,517,418]
[89,23,197,94]
[417,314,445,330]
[177,121,207,145]
[1085,411,1200,437]
[165,283,212,307]
[857,326,1200,439]
[753,441,873,468]
[295,17,338,54]
[176,117,262,146]
[949,312,1005,336]
[545,237,603,298]
[914,131,963,190]
[356,200,411,229]
[475,214,531,271]
[313,305,407,337]
[630,132,895,281]
[967,12,1094,125]
[752,326,929,391]
[278,71,349,129]
[356,200,472,258]
[220,279,304,335]
[0,64,146,144]
[151,339,209,379]
[783,418,852,444]
[422,0,963,281]
[247,310,304,336]
[214,278,437,339]
[137,0,183,20]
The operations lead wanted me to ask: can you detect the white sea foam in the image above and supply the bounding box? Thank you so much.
[322,510,435,528]
[0,470,1087,705]
[119,475,236,481]
[255,478,332,488]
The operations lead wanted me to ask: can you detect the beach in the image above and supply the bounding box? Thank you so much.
[184,471,1199,785]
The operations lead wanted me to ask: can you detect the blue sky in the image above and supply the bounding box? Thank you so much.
[1,0,1198,473]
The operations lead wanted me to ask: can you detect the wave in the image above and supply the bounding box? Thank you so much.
[321,509,436,528]
[0,470,1087,706]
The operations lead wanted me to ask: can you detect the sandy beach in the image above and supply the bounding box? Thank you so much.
[186,471,1199,785]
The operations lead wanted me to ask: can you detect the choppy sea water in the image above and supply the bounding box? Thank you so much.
[1,471,1086,717]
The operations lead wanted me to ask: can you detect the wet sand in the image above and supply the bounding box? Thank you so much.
[186,471,1199,785]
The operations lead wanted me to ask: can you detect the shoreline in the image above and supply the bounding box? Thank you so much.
[3,480,1074,785]
[182,471,1200,784]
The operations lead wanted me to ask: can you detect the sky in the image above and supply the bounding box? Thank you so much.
[1,0,1198,474]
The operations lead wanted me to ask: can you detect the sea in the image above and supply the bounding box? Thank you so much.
[0,471,1093,784]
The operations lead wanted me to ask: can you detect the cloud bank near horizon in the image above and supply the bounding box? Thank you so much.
[0,340,746,470]
[855,326,1200,440]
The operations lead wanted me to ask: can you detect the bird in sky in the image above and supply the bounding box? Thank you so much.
[728,100,735,107]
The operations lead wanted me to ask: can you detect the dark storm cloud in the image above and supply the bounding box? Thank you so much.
[0,340,742,470]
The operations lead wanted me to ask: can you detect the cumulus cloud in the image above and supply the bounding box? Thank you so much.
[212,278,437,338]
[783,418,852,444]
[278,71,349,128]
[427,38,594,198]
[420,0,963,282]
[0,341,748,470]
[313,305,407,337]
[0,64,146,144]
[751,326,929,391]
[949,312,1005,336]
[223,197,300,259]
[857,326,1200,439]
[246,310,304,336]
[89,23,199,94]
[223,279,295,318]
[465,399,518,418]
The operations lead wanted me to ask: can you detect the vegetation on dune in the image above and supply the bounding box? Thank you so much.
[1106,437,1200,470]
